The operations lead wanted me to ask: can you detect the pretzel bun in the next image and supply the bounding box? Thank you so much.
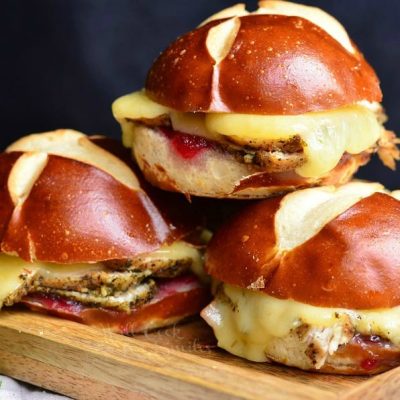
[202,182,400,373]
[1,129,198,263]
[146,3,380,115]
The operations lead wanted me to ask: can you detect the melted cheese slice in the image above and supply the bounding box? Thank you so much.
[0,241,202,309]
[0,256,39,308]
[113,91,382,178]
[202,284,400,362]
[206,107,382,177]
[135,241,206,282]
[113,91,170,121]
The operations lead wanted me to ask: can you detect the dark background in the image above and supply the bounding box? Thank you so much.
[1,0,399,187]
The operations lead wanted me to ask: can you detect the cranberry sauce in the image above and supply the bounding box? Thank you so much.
[351,334,400,373]
[159,127,215,160]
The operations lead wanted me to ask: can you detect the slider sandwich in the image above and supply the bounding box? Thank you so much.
[202,182,400,374]
[113,1,399,199]
[0,130,209,334]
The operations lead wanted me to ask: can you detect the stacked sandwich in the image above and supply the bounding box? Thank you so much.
[113,1,400,374]
[0,130,210,334]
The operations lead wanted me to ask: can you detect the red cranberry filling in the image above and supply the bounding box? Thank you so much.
[360,358,379,371]
[159,127,215,159]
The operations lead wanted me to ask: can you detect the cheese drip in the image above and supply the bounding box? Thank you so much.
[113,91,382,178]
[113,91,170,121]
[204,284,400,362]
[207,109,381,177]
[0,241,202,308]
[0,256,39,308]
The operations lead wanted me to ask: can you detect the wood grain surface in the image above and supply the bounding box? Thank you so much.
[0,309,398,400]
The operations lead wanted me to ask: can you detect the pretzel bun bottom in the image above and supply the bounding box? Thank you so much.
[132,125,370,199]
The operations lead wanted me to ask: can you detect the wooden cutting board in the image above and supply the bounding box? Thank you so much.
[0,309,398,400]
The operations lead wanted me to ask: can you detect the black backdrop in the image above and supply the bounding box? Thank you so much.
[1,0,399,187]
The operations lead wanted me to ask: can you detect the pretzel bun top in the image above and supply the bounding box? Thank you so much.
[206,182,400,309]
[0,130,197,263]
[146,1,381,115]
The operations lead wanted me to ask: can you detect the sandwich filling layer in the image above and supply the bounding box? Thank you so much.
[202,284,400,370]
[0,241,202,312]
[113,91,395,178]
[23,274,210,334]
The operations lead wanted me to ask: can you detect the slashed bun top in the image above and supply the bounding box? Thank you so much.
[145,1,381,115]
[206,182,400,309]
[0,130,198,264]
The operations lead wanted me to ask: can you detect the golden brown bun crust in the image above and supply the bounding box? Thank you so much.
[0,134,198,263]
[146,15,381,115]
[206,192,400,309]
[90,136,203,234]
